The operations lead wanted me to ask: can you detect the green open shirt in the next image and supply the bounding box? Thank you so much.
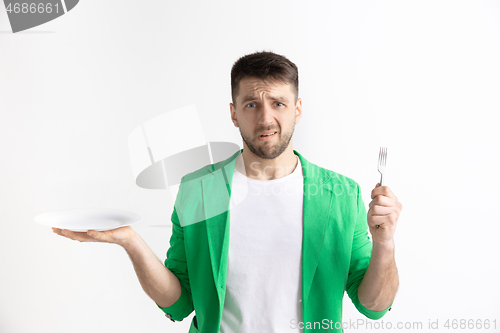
[157,149,393,332]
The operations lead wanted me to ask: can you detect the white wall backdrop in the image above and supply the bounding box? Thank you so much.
[1,0,499,332]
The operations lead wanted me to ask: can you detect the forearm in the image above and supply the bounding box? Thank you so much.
[358,240,399,311]
[121,231,182,308]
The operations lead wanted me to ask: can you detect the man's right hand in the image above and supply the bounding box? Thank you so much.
[52,226,136,248]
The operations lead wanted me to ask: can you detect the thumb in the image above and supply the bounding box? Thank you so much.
[87,230,104,240]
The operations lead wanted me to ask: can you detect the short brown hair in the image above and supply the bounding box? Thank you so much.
[230,51,299,105]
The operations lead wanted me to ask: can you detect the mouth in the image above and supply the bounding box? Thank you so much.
[260,131,277,137]
[258,131,277,141]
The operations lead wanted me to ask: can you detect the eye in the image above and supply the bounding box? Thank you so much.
[275,102,284,107]
[246,103,256,108]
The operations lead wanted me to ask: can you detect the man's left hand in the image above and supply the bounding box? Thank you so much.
[367,183,403,245]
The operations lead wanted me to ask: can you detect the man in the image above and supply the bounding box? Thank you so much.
[53,51,402,332]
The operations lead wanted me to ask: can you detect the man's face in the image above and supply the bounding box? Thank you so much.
[230,77,302,160]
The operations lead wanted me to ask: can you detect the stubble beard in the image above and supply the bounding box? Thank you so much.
[239,124,295,160]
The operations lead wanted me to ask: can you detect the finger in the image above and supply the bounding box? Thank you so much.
[368,215,390,228]
[368,205,393,216]
[52,228,69,238]
[370,211,399,226]
[371,185,398,200]
[60,229,97,242]
[368,195,396,209]
[87,230,108,242]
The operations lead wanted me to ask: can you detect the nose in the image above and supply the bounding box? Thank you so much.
[258,103,275,128]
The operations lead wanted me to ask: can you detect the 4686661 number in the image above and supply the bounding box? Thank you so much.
[6,2,60,14]
[444,319,497,330]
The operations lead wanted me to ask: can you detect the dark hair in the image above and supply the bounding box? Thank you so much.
[230,51,299,105]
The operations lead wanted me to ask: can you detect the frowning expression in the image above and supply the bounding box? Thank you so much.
[230,77,302,159]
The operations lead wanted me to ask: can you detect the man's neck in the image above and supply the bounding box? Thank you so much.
[236,148,298,181]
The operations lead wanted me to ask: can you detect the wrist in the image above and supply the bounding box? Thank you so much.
[373,239,395,252]
[119,228,141,250]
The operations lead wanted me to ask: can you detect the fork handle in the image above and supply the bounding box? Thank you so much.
[376,176,383,228]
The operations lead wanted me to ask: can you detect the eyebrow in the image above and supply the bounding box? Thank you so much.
[240,95,290,105]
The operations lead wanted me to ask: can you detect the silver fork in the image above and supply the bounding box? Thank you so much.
[376,147,387,228]
[378,147,387,187]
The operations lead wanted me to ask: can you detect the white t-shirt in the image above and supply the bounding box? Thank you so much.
[219,152,305,333]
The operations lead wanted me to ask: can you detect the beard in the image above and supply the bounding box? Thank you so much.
[239,123,295,160]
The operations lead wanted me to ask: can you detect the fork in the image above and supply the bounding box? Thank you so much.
[376,147,387,228]
[378,147,387,187]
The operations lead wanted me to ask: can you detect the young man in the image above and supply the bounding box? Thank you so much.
[54,51,402,332]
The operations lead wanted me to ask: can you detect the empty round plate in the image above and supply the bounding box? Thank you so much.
[35,208,142,232]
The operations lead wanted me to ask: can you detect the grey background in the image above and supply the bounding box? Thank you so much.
[1,0,499,332]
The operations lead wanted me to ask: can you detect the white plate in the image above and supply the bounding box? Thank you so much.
[35,208,142,232]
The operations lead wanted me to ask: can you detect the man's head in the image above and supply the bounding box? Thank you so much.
[231,51,299,105]
[230,51,302,160]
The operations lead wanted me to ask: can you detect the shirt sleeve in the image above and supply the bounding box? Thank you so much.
[345,183,394,320]
[156,187,195,321]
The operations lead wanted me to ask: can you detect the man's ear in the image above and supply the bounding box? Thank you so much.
[230,102,238,127]
[294,98,303,124]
